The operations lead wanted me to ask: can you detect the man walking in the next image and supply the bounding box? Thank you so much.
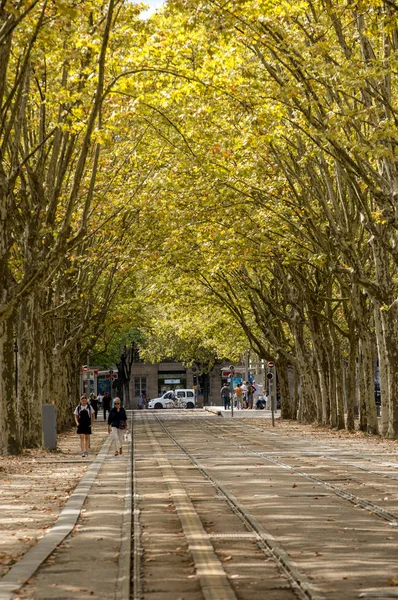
[233,383,243,409]
[220,383,231,410]
[103,392,111,421]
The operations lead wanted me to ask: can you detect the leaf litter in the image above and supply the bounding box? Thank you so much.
[0,425,106,578]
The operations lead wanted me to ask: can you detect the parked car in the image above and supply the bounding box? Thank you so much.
[148,389,196,409]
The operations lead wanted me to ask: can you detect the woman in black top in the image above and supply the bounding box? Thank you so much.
[74,395,94,457]
[108,398,128,456]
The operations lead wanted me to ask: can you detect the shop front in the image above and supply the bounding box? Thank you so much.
[158,370,187,395]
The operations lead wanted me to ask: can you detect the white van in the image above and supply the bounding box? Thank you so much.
[148,389,196,409]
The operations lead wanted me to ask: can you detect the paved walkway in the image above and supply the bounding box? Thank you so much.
[0,417,132,600]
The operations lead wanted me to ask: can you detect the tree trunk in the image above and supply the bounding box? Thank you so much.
[371,240,398,436]
[0,313,22,454]
[329,323,345,430]
[345,328,357,431]
[309,314,330,425]
[293,367,299,419]
[17,290,43,448]
[358,334,379,434]
[292,321,318,423]
[334,352,346,430]
[374,301,389,435]
[277,355,294,419]
[328,350,338,428]
[380,301,398,438]
[51,346,80,432]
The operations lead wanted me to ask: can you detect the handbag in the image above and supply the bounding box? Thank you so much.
[119,420,126,430]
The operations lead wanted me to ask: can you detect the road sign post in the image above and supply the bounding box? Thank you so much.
[267,361,276,427]
[229,365,234,418]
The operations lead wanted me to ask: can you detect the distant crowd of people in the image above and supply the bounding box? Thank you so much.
[220,381,270,410]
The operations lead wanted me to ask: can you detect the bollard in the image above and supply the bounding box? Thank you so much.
[42,404,57,450]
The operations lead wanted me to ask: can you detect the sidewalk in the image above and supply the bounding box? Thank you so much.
[0,416,132,600]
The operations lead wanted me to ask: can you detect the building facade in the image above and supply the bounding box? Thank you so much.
[128,360,266,408]
[129,361,233,408]
[82,359,267,408]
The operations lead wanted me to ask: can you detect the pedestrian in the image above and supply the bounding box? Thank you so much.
[241,381,248,408]
[220,383,231,410]
[108,397,128,456]
[139,392,145,409]
[233,383,243,409]
[89,392,98,420]
[255,396,266,410]
[96,391,104,409]
[103,392,111,421]
[247,381,254,409]
[74,394,94,457]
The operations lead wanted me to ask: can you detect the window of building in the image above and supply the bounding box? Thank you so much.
[134,376,147,398]
[158,371,186,394]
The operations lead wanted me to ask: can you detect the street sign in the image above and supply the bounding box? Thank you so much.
[267,361,275,368]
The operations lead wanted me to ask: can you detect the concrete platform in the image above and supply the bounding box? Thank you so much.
[205,406,281,418]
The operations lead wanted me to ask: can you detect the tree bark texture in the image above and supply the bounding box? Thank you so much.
[374,302,389,435]
[291,320,318,424]
[277,355,294,419]
[17,290,42,448]
[380,302,398,438]
[0,313,22,454]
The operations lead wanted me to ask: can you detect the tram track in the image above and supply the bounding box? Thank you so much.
[142,414,238,600]
[140,413,398,511]
[132,412,143,600]
[196,419,398,525]
[208,418,398,471]
[132,411,398,600]
[132,412,326,600]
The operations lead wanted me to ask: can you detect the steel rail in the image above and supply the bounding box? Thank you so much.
[142,415,238,600]
[132,411,143,600]
[116,410,133,600]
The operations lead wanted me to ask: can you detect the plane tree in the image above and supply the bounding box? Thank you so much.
[135,0,398,435]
